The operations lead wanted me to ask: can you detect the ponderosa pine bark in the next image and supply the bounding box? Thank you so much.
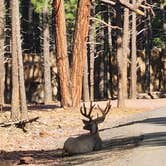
[162,4,166,91]
[107,6,114,98]
[53,0,72,107]
[130,0,137,99]
[0,0,5,106]
[116,5,125,108]
[11,0,28,120]
[122,5,129,99]
[71,0,91,107]
[145,11,152,93]
[82,47,90,102]
[89,0,95,101]
[43,0,52,104]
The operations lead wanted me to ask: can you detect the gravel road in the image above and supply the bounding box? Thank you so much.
[62,107,166,166]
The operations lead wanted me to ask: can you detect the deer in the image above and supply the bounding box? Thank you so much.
[63,101,111,155]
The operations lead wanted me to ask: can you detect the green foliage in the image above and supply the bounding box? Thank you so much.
[65,0,77,22]
[151,4,165,48]
[31,0,52,14]
[152,37,164,48]
[64,0,77,47]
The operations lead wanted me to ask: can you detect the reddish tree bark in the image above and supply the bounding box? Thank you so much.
[53,0,72,107]
[71,0,91,107]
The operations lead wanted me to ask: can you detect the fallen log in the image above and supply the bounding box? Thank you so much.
[0,117,39,128]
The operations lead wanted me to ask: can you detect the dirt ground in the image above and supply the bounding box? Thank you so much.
[0,99,166,165]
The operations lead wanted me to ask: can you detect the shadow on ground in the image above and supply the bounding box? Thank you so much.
[0,104,61,112]
[113,116,166,128]
[1,131,166,165]
[142,132,166,147]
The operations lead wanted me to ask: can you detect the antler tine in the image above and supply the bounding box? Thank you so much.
[97,105,106,116]
[94,100,111,123]
[80,103,87,116]
[104,100,112,115]
[97,101,111,116]
[88,101,95,116]
[80,101,96,120]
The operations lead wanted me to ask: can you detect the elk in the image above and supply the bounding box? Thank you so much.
[63,101,111,155]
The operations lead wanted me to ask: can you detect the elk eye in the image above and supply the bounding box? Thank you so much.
[82,119,89,124]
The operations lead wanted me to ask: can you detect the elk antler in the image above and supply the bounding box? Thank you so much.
[80,101,96,121]
[95,100,112,123]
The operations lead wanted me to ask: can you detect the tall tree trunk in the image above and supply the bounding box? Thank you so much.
[89,0,95,101]
[104,5,111,99]
[130,0,137,99]
[71,0,91,107]
[122,5,129,99]
[107,6,114,98]
[162,4,166,91]
[99,29,105,99]
[163,5,166,49]
[116,5,125,108]
[43,0,52,104]
[11,0,28,120]
[145,11,152,93]
[11,0,20,120]
[4,0,11,104]
[0,0,5,106]
[82,47,90,102]
[53,0,72,107]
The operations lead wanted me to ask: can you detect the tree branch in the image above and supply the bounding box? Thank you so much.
[100,0,152,16]
[90,17,122,30]
[100,0,116,5]
[119,0,145,16]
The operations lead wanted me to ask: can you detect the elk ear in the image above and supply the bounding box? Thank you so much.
[82,119,89,125]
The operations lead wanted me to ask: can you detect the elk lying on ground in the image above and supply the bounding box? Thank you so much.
[63,101,111,155]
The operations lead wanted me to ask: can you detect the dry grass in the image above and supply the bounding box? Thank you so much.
[0,99,165,164]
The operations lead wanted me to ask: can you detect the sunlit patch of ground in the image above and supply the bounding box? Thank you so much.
[0,99,166,164]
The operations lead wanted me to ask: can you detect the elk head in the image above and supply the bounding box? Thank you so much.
[80,101,111,134]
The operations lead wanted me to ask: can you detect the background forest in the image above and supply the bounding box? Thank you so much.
[0,0,166,121]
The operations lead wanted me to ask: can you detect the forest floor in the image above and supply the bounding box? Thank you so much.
[0,98,166,165]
